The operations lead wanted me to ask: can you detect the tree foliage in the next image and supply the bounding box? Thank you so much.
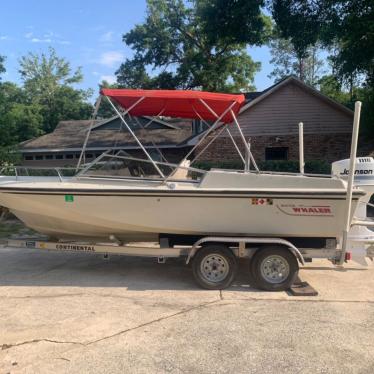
[116,0,271,92]
[19,47,93,132]
[97,80,120,119]
[0,81,43,165]
[0,55,5,80]
[271,0,374,84]
[271,0,374,137]
[268,37,324,85]
[0,49,93,165]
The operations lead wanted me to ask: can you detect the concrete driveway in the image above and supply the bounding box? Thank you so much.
[0,246,373,373]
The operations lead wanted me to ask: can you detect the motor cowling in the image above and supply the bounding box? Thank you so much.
[332,157,374,265]
[332,157,374,185]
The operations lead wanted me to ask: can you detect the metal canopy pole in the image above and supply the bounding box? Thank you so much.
[244,140,251,172]
[230,110,259,172]
[299,122,304,174]
[226,128,245,164]
[192,102,245,166]
[339,101,362,265]
[163,100,237,183]
[190,125,227,164]
[177,100,238,165]
[105,96,165,178]
[127,108,169,163]
[76,96,102,171]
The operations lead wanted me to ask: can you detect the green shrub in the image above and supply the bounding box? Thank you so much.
[0,146,21,168]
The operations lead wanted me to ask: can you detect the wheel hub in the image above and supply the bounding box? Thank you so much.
[260,255,290,284]
[200,254,229,283]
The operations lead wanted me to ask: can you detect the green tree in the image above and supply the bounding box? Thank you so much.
[0,79,43,166]
[196,0,272,46]
[270,0,374,137]
[0,82,43,146]
[97,80,119,119]
[270,0,374,83]
[116,0,271,92]
[19,47,93,132]
[0,55,5,80]
[268,37,324,86]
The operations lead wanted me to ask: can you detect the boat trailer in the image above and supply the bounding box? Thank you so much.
[4,233,360,292]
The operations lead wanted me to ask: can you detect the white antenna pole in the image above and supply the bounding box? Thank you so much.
[339,101,362,265]
[298,122,304,174]
[245,140,251,172]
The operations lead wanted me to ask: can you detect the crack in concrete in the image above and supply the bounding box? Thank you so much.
[56,357,70,362]
[1,339,84,351]
[0,293,87,300]
[86,298,222,346]
[0,298,223,353]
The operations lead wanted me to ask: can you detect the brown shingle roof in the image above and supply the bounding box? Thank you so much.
[20,119,192,151]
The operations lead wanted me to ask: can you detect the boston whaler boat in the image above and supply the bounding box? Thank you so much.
[0,90,368,290]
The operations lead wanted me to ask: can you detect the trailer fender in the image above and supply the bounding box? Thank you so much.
[186,237,304,266]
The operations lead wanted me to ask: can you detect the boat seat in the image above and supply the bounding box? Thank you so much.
[171,160,191,180]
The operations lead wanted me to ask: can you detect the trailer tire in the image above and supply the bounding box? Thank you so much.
[192,244,237,290]
[250,246,298,291]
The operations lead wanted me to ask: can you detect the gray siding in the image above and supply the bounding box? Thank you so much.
[231,82,353,137]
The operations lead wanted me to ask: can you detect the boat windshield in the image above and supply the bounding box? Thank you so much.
[77,151,206,182]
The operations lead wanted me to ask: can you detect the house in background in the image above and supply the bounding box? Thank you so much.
[19,76,362,168]
[19,115,197,167]
[196,76,355,164]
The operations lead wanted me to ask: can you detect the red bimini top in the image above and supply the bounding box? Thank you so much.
[100,89,245,124]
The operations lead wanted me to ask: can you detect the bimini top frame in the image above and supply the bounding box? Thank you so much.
[76,89,259,176]
[74,89,364,266]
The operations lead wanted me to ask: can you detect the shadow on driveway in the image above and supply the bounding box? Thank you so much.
[0,247,259,291]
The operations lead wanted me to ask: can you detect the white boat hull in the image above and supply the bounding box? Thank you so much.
[0,172,364,242]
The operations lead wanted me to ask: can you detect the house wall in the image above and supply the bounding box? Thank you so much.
[233,82,353,137]
[196,81,354,164]
[196,133,352,164]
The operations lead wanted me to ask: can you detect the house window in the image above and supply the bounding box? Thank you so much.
[55,154,63,160]
[24,155,34,161]
[45,155,53,160]
[35,155,43,160]
[265,147,288,161]
[66,154,74,159]
[86,153,93,158]
[75,154,81,158]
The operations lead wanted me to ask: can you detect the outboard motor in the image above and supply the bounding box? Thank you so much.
[332,157,374,265]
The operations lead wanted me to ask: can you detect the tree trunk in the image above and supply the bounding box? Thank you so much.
[298,58,305,82]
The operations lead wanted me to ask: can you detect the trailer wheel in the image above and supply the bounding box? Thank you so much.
[192,244,237,290]
[250,246,298,291]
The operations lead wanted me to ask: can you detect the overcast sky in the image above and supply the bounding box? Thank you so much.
[0,0,274,98]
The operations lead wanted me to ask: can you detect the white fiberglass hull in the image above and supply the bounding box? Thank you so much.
[0,171,365,242]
